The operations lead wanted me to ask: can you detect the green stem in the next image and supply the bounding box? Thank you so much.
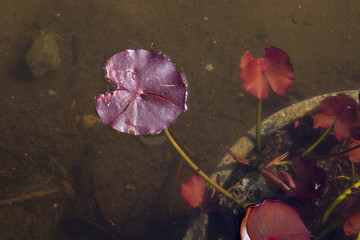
[164,128,247,208]
[301,125,332,158]
[317,213,343,239]
[321,180,360,226]
[256,99,262,153]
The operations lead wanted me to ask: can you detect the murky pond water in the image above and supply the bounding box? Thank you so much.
[0,1,359,239]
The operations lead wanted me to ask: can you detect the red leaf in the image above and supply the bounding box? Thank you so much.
[95,49,187,135]
[349,140,360,163]
[181,175,207,208]
[263,46,294,96]
[260,168,292,192]
[312,93,360,141]
[239,46,293,99]
[344,209,360,235]
[226,146,250,165]
[311,113,336,129]
[285,179,322,200]
[287,156,326,200]
[181,175,219,213]
[240,200,310,240]
[293,156,326,190]
[240,51,269,99]
[278,170,296,190]
[352,128,360,140]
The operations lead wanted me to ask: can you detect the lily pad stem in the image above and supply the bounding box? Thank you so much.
[321,180,360,226]
[256,99,262,153]
[301,125,332,158]
[164,128,247,209]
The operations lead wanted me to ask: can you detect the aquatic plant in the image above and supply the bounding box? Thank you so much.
[95,49,186,135]
[343,206,360,236]
[181,175,219,213]
[95,48,360,239]
[312,93,360,141]
[95,49,245,209]
[240,200,310,240]
[239,46,293,152]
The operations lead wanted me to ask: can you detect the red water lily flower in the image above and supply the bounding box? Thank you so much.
[240,200,310,240]
[312,93,360,141]
[344,209,360,236]
[239,46,293,99]
[181,175,219,213]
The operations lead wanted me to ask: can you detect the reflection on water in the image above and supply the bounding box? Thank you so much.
[0,0,359,239]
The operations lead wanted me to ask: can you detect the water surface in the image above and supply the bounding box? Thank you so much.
[0,1,359,239]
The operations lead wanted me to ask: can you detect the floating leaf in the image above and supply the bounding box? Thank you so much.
[95,49,187,135]
[240,200,310,240]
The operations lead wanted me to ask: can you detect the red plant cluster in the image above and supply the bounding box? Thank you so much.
[259,156,326,201]
[180,46,360,239]
[94,47,360,239]
[312,93,360,163]
[312,93,360,141]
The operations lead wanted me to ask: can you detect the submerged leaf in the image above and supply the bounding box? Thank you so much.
[181,175,207,208]
[344,209,360,235]
[239,46,293,99]
[181,175,218,213]
[349,140,360,163]
[286,156,326,200]
[312,93,360,141]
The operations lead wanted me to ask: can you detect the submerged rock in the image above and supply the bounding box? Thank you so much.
[25,32,61,77]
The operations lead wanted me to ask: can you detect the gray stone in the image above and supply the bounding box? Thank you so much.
[26,32,61,78]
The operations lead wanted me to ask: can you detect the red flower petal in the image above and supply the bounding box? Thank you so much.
[240,200,310,240]
[239,46,293,100]
[344,209,360,235]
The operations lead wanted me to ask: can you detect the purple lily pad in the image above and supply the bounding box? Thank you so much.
[95,49,187,135]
